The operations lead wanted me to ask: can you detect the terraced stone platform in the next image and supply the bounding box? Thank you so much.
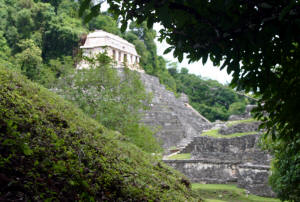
[138,72,212,150]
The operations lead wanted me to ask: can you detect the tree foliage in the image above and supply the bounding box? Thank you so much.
[0,66,195,201]
[167,65,248,121]
[80,0,300,200]
[55,53,161,153]
[0,0,86,60]
[15,39,42,81]
[0,0,263,155]
[0,0,174,153]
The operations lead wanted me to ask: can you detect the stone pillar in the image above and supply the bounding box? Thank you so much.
[99,47,105,54]
[127,54,131,64]
[83,49,89,57]
[115,50,119,63]
[120,52,124,62]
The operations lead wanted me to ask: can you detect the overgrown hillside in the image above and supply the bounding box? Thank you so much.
[0,67,198,201]
[0,0,251,123]
[167,66,255,122]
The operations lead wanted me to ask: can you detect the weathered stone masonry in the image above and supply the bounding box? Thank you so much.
[184,134,271,165]
[138,72,212,151]
[79,30,212,152]
[164,130,275,197]
[164,159,275,197]
[164,159,240,184]
[135,68,275,197]
[79,30,275,198]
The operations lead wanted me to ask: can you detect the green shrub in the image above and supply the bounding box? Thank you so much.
[0,67,197,201]
[55,53,161,153]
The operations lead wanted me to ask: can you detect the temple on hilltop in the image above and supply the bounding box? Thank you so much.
[79,30,142,71]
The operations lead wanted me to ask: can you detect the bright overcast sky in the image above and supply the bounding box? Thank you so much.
[100,3,232,84]
[153,24,232,84]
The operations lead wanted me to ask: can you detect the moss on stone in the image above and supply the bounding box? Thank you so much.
[226,118,257,127]
[201,129,257,138]
[167,153,191,160]
[0,67,199,201]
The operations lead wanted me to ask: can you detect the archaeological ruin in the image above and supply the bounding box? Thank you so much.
[81,30,276,198]
[137,69,275,197]
[79,30,142,71]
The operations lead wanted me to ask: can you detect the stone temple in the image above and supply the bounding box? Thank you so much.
[79,30,142,71]
[79,30,275,198]
[78,30,212,151]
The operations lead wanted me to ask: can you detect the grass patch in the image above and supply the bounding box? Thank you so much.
[167,153,191,160]
[169,146,178,150]
[205,199,227,202]
[226,118,257,127]
[192,184,280,202]
[201,129,257,138]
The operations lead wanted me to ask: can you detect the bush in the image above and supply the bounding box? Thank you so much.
[0,66,197,201]
[55,53,161,153]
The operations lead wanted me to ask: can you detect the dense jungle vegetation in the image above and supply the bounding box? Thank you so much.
[0,0,250,123]
[1,0,297,200]
[81,0,300,201]
[0,66,198,201]
[0,1,200,200]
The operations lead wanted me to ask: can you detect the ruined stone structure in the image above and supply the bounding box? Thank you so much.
[219,121,260,135]
[184,134,271,165]
[116,68,212,151]
[165,159,240,184]
[135,69,275,197]
[228,104,256,120]
[78,30,212,152]
[80,30,275,198]
[164,120,276,197]
[164,159,275,197]
[138,72,212,151]
[238,164,274,197]
[79,30,142,71]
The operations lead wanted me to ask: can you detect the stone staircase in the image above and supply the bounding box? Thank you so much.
[137,72,212,151]
[163,117,276,197]
[174,136,196,155]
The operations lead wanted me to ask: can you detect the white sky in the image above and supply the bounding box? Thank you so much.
[100,3,232,84]
[153,24,232,84]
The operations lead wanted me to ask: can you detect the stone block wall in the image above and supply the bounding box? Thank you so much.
[181,134,271,165]
[164,159,276,197]
[136,71,212,150]
[164,159,239,184]
[237,164,276,197]
[219,122,260,135]
[167,132,274,197]
[117,69,275,197]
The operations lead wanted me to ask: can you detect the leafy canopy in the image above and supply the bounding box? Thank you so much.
[167,65,248,121]
[79,0,300,200]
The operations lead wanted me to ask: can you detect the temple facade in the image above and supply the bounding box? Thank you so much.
[79,30,142,71]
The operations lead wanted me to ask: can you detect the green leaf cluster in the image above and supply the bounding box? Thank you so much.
[55,53,161,153]
[0,0,86,85]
